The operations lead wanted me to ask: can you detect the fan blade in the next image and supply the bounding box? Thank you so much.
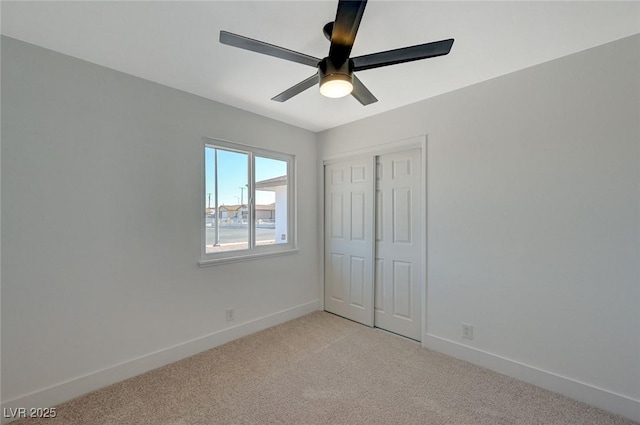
[220,31,320,68]
[271,73,319,102]
[352,39,454,72]
[328,0,367,67]
[351,75,377,105]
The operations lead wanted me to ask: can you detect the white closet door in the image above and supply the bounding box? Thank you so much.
[324,159,375,326]
[374,149,423,340]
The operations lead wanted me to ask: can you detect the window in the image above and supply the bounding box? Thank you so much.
[201,139,296,264]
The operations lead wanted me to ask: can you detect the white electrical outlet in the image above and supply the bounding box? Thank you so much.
[226,308,234,322]
[462,323,473,340]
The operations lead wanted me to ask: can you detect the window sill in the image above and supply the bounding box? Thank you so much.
[198,248,299,267]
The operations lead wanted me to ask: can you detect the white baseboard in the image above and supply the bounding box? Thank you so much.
[1,300,320,424]
[422,333,640,423]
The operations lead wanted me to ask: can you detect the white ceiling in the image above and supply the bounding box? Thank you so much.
[2,1,639,132]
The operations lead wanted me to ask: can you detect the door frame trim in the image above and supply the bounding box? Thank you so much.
[321,135,428,340]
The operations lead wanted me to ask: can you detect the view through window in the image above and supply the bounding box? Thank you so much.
[204,142,293,257]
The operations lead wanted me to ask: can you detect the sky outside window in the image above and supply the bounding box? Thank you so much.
[205,147,286,206]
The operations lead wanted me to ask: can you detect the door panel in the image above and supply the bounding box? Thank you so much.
[375,149,422,340]
[324,159,374,326]
[324,149,422,338]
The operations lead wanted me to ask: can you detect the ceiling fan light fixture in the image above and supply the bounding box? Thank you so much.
[318,57,354,99]
[320,74,353,98]
[220,0,453,105]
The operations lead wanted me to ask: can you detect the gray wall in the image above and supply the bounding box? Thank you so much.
[319,34,640,417]
[1,37,319,405]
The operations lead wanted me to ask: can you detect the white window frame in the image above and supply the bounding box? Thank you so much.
[199,138,297,266]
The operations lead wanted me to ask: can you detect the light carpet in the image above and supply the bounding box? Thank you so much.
[14,311,638,424]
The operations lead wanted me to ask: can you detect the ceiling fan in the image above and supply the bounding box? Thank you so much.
[219,0,454,105]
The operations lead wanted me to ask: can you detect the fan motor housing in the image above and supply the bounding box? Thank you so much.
[318,57,354,85]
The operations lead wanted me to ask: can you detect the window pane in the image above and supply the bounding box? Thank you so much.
[205,147,249,253]
[255,156,288,246]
